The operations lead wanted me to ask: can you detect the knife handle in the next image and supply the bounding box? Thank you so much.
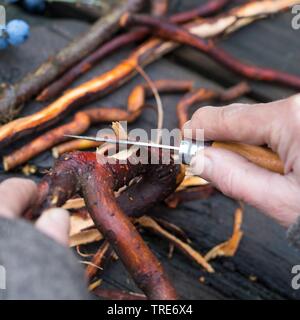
[211,141,284,174]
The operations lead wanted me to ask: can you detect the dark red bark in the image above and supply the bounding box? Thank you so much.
[28,151,184,299]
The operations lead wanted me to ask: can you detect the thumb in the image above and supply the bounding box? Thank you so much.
[35,208,70,246]
[190,147,300,227]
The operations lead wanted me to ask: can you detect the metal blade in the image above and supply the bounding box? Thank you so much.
[64,134,180,151]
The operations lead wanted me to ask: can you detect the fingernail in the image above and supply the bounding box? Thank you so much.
[43,208,69,224]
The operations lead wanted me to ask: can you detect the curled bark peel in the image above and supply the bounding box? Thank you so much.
[204,207,243,261]
[177,82,250,129]
[124,13,300,90]
[3,80,192,171]
[29,151,183,299]
[136,216,214,273]
[0,0,291,147]
[0,0,145,123]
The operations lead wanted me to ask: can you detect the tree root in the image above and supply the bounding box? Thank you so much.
[0,0,145,123]
[123,9,300,90]
[176,82,250,129]
[28,150,184,299]
[0,0,281,147]
[3,79,192,171]
[37,0,229,101]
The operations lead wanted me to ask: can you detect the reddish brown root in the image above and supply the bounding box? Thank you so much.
[165,185,215,209]
[177,82,250,129]
[37,0,226,101]
[0,0,284,147]
[28,151,184,299]
[3,80,192,171]
[125,13,300,90]
[171,0,230,23]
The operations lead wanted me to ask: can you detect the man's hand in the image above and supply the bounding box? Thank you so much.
[184,94,300,227]
[0,178,70,245]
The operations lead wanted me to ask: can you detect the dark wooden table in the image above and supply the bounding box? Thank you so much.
[1,1,300,299]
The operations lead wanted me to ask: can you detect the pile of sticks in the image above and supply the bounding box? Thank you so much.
[1,0,299,300]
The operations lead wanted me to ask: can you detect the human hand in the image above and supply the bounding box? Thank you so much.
[184,94,300,227]
[0,178,70,245]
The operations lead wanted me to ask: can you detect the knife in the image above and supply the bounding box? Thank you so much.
[64,134,284,174]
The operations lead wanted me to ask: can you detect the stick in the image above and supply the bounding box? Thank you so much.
[0,0,145,123]
[0,0,290,147]
[37,29,148,102]
[123,11,300,90]
[37,0,228,102]
[171,0,231,23]
[3,80,192,170]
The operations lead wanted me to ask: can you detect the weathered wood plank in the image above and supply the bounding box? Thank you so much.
[0,5,299,300]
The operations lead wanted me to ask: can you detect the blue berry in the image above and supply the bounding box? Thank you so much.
[23,0,46,13]
[6,20,30,46]
[0,37,8,50]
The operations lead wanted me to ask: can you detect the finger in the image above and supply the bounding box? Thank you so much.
[183,95,299,147]
[0,178,37,219]
[190,147,300,227]
[35,208,70,246]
